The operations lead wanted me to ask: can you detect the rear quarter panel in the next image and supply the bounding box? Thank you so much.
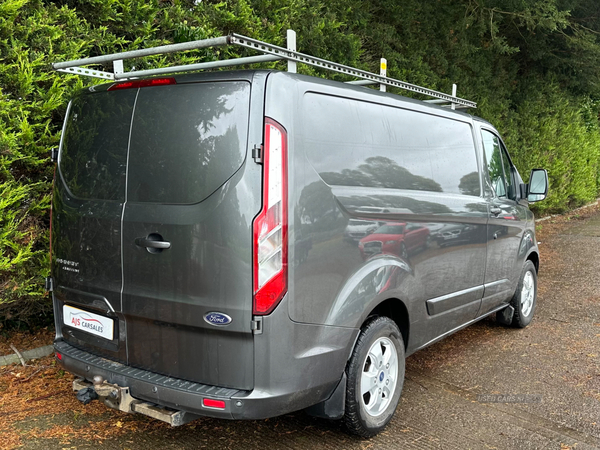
[265,73,488,353]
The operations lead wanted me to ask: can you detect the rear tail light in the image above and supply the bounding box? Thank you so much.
[55,352,62,361]
[203,398,226,409]
[252,118,288,315]
[107,77,176,91]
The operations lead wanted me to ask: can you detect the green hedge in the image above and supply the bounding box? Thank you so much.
[2,0,600,323]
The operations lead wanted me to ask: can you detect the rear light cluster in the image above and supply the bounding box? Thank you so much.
[107,77,176,91]
[252,118,288,315]
[202,398,226,409]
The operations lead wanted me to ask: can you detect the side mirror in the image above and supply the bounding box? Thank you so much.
[527,169,548,202]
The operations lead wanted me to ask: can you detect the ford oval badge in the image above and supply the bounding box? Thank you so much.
[204,312,232,326]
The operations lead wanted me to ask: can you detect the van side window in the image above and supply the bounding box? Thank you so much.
[481,129,513,199]
[304,93,480,196]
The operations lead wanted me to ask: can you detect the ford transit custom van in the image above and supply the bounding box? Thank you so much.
[51,68,549,437]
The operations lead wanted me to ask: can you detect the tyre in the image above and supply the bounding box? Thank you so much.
[344,316,405,437]
[510,260,537,328]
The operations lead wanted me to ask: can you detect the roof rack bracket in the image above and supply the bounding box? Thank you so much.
[113,60,124,75]
[287,29,297,74]
[56,67,115,80]
[380,58,387,93]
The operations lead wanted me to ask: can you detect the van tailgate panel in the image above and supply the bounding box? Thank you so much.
[52,89,137,362]
[52,188,126,361]
[121,80,256,390]
[122,194,255,389]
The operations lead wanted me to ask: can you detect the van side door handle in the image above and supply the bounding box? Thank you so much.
[490,207,502,217]
[135,234,171,250]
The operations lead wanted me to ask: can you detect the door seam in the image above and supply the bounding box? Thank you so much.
[120,88,140,364]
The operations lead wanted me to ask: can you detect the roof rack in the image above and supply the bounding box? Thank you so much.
[52,29,476,109]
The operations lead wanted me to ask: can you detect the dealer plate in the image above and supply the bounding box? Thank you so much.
[63,305,114,340]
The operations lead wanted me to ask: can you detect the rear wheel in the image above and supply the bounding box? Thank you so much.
[344,316,405,437]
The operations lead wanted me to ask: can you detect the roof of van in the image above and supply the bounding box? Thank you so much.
[83,69,483,122]
[277,70,477,120]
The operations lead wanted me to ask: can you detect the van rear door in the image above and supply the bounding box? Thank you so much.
[121,80,256,390]
[53,89,137,362]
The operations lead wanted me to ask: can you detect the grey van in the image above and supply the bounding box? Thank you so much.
[50,68,548,437]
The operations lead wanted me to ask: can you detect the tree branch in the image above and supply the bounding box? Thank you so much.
[9,343,26,367]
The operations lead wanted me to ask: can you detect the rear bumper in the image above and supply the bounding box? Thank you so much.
[54,294,358,422]
[55,340,241,419]
[55,338,342,421]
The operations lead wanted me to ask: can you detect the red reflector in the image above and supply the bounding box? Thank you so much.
[254,270,286,315]
[55,352,62,360]
[108,77,176,91]
[203,398,226,409]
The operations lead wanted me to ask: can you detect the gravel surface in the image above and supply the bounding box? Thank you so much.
[1,206,599,450]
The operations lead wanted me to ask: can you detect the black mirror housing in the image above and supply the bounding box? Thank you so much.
[519,183,528,200]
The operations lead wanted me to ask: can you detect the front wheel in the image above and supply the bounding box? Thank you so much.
[510,260,538,328]
[344,316,405,437]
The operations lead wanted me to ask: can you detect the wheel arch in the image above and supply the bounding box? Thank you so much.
[526,250,539,273]
[364,298,410,351]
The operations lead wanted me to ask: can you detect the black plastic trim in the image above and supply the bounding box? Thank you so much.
[55,340,244,419]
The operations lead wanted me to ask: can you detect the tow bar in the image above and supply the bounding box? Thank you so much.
[73,377,199,426]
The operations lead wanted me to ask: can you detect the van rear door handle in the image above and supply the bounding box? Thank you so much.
[135,237,171,250]
[490,207,502,217]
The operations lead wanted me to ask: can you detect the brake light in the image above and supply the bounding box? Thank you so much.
[252,118,288,315]
[55,352,62,361]
[107,77,176,91]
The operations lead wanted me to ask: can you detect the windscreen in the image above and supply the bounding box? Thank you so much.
[59,90,137,201]
[127,81,250,204]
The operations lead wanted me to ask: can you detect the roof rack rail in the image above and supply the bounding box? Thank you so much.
[52,29,476,109]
